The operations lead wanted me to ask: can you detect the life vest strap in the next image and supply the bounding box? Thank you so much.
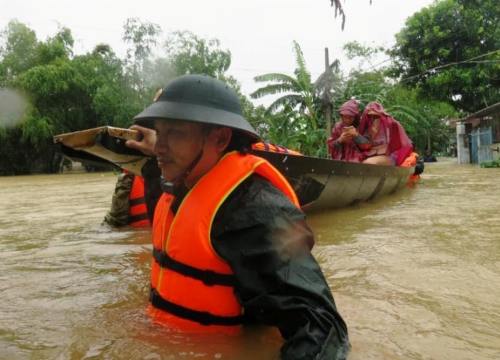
[150,288,244,326]
[129,197,146,206]
[152,248,236,287]
[129,213,149,224]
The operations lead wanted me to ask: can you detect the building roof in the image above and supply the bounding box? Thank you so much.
[461,102,500,123]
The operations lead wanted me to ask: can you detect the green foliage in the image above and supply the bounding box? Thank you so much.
[340,70,390,106]
[0,22,144,174]
[126,26,243,105]
[252,41,318,125]
[0,19,251,174]
[0,20,38,85]
[122,18,162,103]
[21,111,53,146]
[165,31,231,79]
[344,41,384,60]
[250,41,325,155]
[1,7,468,174]
[384,86,457,153]
[480,159,500,168]
[161,30,249,112]
[250,106,327,157]
[390,0,500,112]
[36,27,74,64]
[152,30,253,143]
[123,18,161,65]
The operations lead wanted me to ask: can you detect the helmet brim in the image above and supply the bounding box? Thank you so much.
[134,100,260,142]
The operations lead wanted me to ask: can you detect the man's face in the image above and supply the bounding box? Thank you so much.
[153,119,206,183]
[153,119,232,187]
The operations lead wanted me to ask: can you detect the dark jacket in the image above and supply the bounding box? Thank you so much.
[103,172,134,227]
[142,159,349,360]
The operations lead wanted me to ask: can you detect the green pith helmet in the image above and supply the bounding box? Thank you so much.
[134,74,260,142]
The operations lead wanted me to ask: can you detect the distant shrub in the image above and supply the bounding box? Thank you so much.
[480,160,500,168]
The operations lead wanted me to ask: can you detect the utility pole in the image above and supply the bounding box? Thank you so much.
[324,47,332,140]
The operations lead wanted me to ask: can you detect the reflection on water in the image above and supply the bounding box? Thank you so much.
[1,160,499,359]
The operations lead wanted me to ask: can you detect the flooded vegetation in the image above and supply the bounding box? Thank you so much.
[1,159,499,359]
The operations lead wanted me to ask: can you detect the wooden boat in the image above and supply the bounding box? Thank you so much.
[54,126,148,175]
[54,126,417,212]
[252,150,415,212]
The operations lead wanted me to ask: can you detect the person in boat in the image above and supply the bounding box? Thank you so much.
[125,74,349,359]
[327,99,371,162]
[359,102,413,166]
[103,171,150,228]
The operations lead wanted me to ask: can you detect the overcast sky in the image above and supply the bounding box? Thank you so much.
[2,0,435,97]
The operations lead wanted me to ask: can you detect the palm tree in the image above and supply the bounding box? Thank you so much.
[251,41,319,129]
[328,0,372,29]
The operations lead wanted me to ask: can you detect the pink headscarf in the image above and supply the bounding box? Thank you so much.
[359,102,413,165]
[339,99,360,118]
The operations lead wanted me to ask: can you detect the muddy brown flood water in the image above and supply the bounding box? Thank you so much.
[1,159,499,359]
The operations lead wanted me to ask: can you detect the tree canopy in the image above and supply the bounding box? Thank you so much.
[1,2,487,174]
[390,0,500,112]
[0,20,250,174]
[0,22,143,174]
[251,42,329,156]
[251,37,458,156]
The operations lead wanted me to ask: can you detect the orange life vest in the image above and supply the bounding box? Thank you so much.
[128,175,150,227]
[400,152,418,168]
[149,151,299,333]
[251,142,303,156]
[399,152,420,187]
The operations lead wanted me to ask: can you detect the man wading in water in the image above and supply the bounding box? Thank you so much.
[126,74,349,360]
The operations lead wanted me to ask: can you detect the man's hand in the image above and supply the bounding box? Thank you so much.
[125,125,156,156]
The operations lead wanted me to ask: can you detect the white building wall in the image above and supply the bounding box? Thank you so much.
[456,122,470,164]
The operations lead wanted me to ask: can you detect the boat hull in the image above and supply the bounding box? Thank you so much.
[251,150,414,212]
[54,127,415,212]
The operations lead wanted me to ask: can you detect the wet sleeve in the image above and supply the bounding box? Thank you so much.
[141,158,162,222]
[103,173,133,227]
[327,126,344,159]
[212,176,349,360]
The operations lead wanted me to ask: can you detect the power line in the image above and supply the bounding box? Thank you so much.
[349,31,500,74]
[348,48,500,85]
[364,58,391,71]
[400,49,500,83]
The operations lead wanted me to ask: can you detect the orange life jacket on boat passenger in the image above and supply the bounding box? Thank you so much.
[252,142,303,156]
[399,152,420,187]
[128,175,150,227]
[149,151,299,333]
[399,152,418,168]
